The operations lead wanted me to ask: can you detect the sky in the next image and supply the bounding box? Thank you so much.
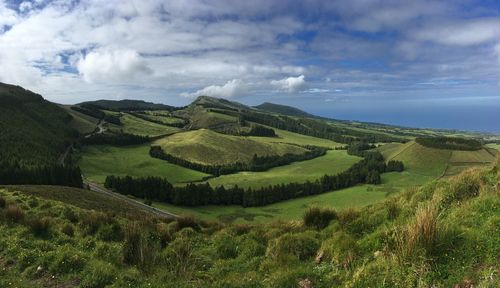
[0,0,499,132]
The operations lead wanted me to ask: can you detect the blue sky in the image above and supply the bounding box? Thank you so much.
[0,0,499,131]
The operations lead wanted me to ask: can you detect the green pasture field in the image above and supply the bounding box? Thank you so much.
[76,144,209,184]
[154,129,308,165]
[142,111,186,125]
[248,126,343,148]
[151,169,430,223]
[116,113,180,136]
[206,150,360,189]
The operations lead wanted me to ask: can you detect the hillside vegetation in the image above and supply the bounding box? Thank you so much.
[380,141,497,178]
[0,83,76,166]
[254,102,313,117]
[154,129,309,165]
[0,165,497,287]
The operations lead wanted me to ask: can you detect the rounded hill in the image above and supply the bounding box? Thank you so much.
[153,129,309,166]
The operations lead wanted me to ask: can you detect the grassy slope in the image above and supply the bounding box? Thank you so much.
[115,113,179,136]
[154,129,308,165]
[207,150,360,189]
[61,105,99,134]
[0,167,497,287]
[76,144,209,184]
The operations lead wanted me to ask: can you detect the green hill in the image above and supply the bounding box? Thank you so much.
[0,83,76,166]
[379,141,497,178]
[78,99,176,111]
[254,102,313,117]
[0,166,497,287]
[60,105,99,134]
[154,129,308,165]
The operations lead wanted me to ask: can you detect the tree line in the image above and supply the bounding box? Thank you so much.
[128,112,187,128]
[70,105,121,125]
[0,161,83,188]
[240,125,276,137]
[105,149,404,207]
[149,145,327,176]
[416,137,482,151]
[210,108,405,144]
[81,133,150,146]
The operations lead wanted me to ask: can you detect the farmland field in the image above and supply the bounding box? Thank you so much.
[154,129,309,165]
[151,169,428,223]
[76,144,209,184]
[109,113,180,136]
[207,150,360,188]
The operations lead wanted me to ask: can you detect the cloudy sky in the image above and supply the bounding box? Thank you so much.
[1,0,499,131]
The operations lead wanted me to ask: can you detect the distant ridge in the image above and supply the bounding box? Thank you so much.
[254,102,313,117]
[78,99,177,111]
[191,95,252,111]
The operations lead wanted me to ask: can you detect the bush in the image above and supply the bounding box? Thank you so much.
[0,196,5,208]
[320,231,358,268]
[385,200,400,220]
[176,216,200,231]
[80,211,111,235]
[80,260,116,288]
[27,217,50,236]
[123,222,142,265]
[5,204,24,222]
[62,207,78,223]
[442,170,482,205]
[266,231,320,262]
[62,224,75,237]
[337,207,360,228]
[97,223,123,242]
[213,232,238,259]
[303,207,337,230]
[391,203,440,261]
[48,246,86,275]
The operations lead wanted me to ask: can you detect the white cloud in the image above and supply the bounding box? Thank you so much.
[414,18,500,46]
[77,49,152,83]
[271,75,306,93]
[180,79,248,98]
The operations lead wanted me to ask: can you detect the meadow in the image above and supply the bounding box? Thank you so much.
[76,144,209,184]
[108,113,179,136]
[206,150,360,189]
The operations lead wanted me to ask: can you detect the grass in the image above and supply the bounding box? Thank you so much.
[150,184,387,224]
[142,111,185,125]
[109,113,180,136]
[248,126,343,149]
[152,168,432,223]
[0,167,497,287]
[76,144,209,184]
[154,129,308,165]
[0,185,150,218]
[207,150,360,189]
[61,105,99,134]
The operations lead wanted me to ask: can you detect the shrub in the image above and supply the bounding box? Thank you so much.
[62,224,75,237]
[97,223,123,242]
[123,222,143,266]
[320,231,358,268]
[62,207,79,223]
[392,203,440,261]
[176,216,200,231]
[303,207,337,230]
[80,211,111,235]
[385,200,400,220]
[27,217,51,236]
[48,246,86,274]
[442,170,482,205]
[266,231,320,262]
[5,204,24,222]
[80,260,116,288]
[0,196,5,208]
[213,232,238,259]
[337,207,360,228]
